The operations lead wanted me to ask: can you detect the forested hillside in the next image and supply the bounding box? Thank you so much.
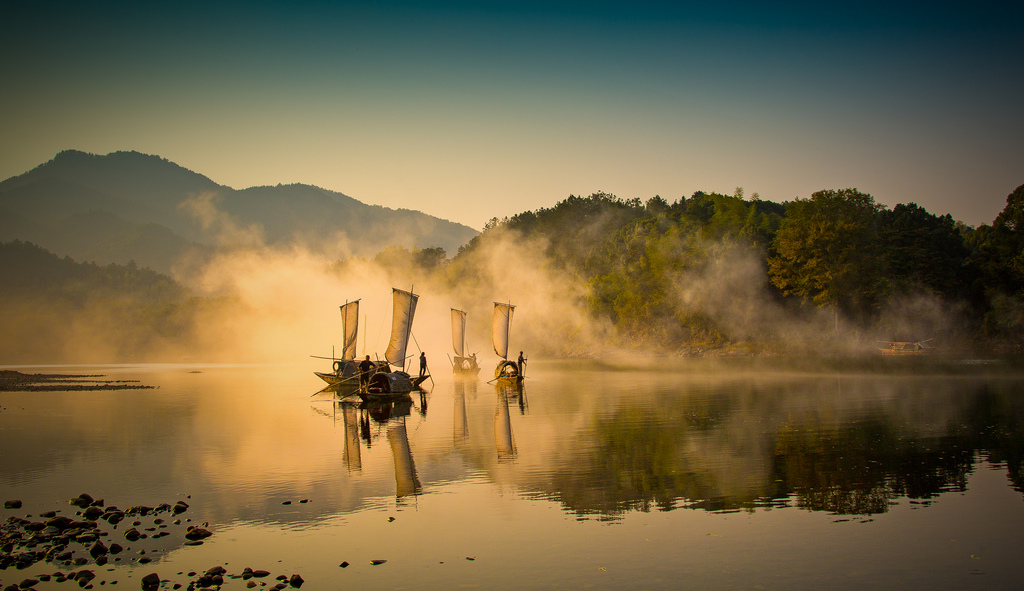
[448,185,1024,355]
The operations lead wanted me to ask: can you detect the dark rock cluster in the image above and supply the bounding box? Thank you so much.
[2,495,306,590]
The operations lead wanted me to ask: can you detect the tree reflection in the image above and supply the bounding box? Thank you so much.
[537,376,1024,517]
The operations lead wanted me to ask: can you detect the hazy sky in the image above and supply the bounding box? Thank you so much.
[3,1,1022,230]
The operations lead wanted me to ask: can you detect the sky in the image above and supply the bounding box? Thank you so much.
[3,1,1022,231]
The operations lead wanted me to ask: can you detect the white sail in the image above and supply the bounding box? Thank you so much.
[492,302,515,360]
[340,300,359,360]
[451,308,466,358]
[385,288,418,369]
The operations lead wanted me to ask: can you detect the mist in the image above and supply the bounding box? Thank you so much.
[0,191,990,366]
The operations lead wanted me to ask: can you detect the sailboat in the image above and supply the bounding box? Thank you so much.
[492,301,523,383]
[450,308,481,374]
[313,300,362,393]
[361,287,429,398]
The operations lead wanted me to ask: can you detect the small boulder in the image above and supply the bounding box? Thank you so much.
[141,572,161,590]
[184,527,212,541]
[70,494,94,508]
[3,500,22,509]
[83,506,104,520]
[89,541,108,558]
[288,574,304,588]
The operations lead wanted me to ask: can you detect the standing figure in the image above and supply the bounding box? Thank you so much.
[419,352,428,378]
[359,355,375,391]
[517,351,526,377]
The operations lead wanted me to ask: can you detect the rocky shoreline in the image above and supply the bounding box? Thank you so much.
[1,494,303,590]
[0,371,154,392]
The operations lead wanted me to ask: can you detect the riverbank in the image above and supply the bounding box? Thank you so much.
[0,371,155,392]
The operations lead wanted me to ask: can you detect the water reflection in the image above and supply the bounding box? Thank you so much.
[3,364,1024,524]
[453,380,468,442]
[342,396,422,499]
[494,390,516,462]
[528,374,1024,518]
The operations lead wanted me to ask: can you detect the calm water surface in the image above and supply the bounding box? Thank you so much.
[2,359,1024,590]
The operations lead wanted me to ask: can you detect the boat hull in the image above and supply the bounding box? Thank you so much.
[494,359,523,382]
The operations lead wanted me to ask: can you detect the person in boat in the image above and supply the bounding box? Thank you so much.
[517,351,526,377]
[358,355,375,391]
[419,352,428,378]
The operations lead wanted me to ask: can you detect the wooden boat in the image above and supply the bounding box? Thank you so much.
[492,301,523,384]
[360,287,429,399]
[877,339,934,355]
[450,308,481,375]
[313,300,362,393]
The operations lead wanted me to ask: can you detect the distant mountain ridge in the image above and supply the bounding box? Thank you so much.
[0,150,478,273]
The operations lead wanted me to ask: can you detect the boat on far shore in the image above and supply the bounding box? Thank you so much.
[877,339,934,356]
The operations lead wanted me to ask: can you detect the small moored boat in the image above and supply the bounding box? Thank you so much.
[451,308,481,375]
[492,301,523,384]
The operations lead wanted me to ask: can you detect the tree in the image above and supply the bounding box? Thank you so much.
[879,202,970,297]
[767,189,885,328]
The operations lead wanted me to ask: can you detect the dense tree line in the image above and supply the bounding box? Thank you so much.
[452,185,1024,354]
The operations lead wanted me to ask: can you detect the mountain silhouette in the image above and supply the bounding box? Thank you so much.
[0,150,478,273]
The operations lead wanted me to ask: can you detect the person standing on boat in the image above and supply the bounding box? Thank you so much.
[419,352,428,378]
[359,355,375,391]
[517,351,526,377]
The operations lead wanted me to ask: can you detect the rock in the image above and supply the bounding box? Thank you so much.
[89,541,108,558]
[252,570,270,578]
[141,573,161,590]
[288,574,304,588]
[109,543,123,555]
[184,527,212,541]
[83,506,104,520]
[18,579,40,589]
[3,500,22,509]
[370,560,386,565]
[123,528,141,542]
[172,501,189,515]
[46,516,74,530]
[70,494,94,508]
[338,562,349,568]
[205,566,227,577]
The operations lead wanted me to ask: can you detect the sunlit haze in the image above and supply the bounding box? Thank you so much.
[3,1,1022,230]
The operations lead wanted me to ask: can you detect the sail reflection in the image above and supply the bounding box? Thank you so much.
[341,402,361,473]
[340,396,422,499]
[453,381,468,442]
[494,389,516,461]
[388,419,421,497]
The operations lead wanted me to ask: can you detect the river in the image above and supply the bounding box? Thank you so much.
[2,359,1023,589]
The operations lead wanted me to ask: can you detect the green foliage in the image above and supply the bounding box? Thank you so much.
[767,189,885,317]
[880,203,971,296]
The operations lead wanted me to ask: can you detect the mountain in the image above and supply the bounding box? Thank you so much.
[0,150,478,273]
